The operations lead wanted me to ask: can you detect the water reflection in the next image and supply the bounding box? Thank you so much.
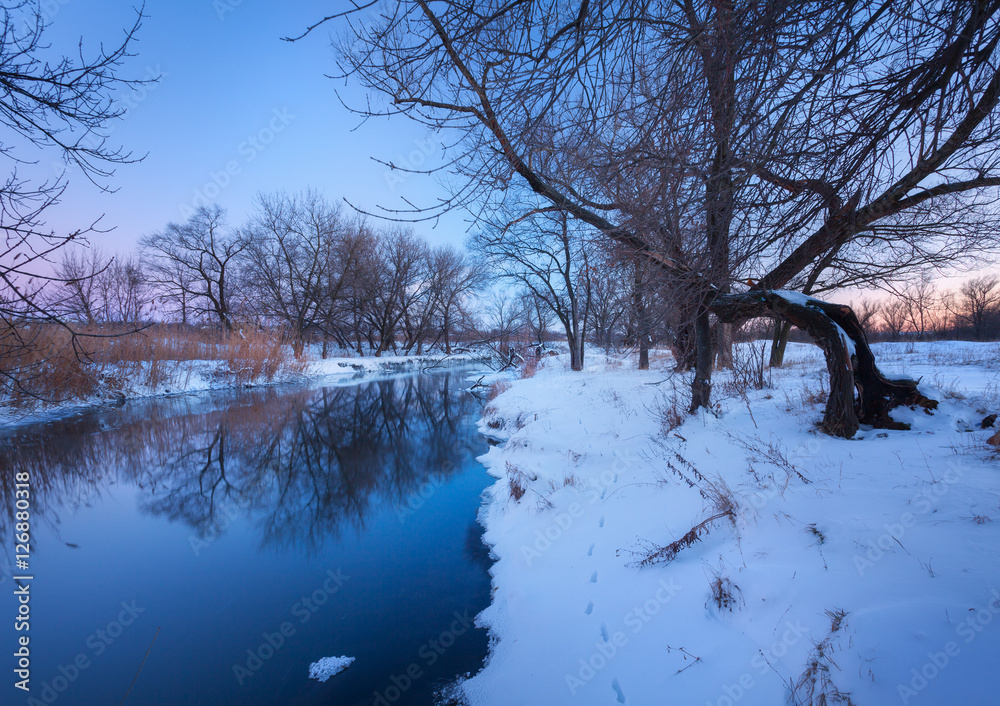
[0,373,483,560]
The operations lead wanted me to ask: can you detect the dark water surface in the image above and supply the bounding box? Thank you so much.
[1,371,494,705]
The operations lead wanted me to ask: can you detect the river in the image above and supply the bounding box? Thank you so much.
[1,370,493,705]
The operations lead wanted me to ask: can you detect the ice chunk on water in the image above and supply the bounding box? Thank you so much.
[308,656,355,682]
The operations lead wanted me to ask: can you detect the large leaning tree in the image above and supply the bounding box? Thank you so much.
[294,0,1000,438]
[0,1,150,397]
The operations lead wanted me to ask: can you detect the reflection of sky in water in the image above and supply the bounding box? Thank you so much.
[1,372,492,705]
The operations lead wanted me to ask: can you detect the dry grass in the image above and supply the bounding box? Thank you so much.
[506,462,528,502]
[217,329,297,385]
[0,322,302,406]
[790,609,856,706]
[633,509,735,568]
[521,351,540,378]
[719,340,771,399]
[487,380,512,401]
[649,379,689,435]
[708,574,744,612]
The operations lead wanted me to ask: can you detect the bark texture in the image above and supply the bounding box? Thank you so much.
[712,290,937,438]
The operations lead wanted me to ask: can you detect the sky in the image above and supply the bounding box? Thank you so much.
[16,1,993,298]
[29,0,465,253]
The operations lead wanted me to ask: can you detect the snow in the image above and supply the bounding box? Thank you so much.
[0,351,484,431]
[771,289,819,307]
[308,655,355,682]
[462,341,1000,706]
[770,290,858,358]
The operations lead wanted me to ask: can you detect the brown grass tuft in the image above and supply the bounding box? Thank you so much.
[506,462,527,501]
[0,322,303,406]
[487,380,511,401]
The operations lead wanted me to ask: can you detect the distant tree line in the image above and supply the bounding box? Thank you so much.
[49,192,488,357]
[316,0,1000,437]
[852,274,1000,342]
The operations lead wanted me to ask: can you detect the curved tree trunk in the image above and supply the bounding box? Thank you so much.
[711,290,937,438]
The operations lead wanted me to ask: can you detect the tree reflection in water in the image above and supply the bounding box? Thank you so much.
[0,372,484,558]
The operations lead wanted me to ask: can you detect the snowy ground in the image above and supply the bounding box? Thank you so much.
[0,351,483,431]
[462,341,1000,706]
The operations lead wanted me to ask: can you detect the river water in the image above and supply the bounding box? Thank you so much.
[1,370,494,705]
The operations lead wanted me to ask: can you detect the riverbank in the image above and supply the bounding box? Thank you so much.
[462,341,1000,705]
[0,351,485,431]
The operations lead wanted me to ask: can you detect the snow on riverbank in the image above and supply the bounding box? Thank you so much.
[463,342,1000,705]
[0,352,484,431]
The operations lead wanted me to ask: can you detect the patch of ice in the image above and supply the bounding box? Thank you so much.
[308,655,355,682]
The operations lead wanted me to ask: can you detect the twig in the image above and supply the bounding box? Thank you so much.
[119,626,161,705]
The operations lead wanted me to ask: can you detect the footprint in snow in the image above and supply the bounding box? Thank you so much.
[600,623,609,642]
[590,571,598,583]
[612,679,626,703]
[598,516,605,528]
[587,543,595,557]
[585,601,594,615]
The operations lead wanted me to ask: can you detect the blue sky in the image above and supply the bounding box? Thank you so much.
[33,0,465,252]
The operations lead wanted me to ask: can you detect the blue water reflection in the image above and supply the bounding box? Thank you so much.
[1,371,493,705]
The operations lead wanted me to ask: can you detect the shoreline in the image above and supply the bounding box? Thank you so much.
[0,352,488,432]
[463,341,1000,705]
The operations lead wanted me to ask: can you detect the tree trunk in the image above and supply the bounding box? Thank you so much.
[690,307,713,412]
[714,322,733,369]
[769,320,791,367]
[671,317,697,371]
[712,290,937,438]
[567,324,584,371]
[634,266,650,370]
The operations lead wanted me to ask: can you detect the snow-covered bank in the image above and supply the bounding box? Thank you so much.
[0,352,485,431]
[463,342,1000,705]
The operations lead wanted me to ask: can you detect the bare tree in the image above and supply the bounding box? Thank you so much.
[364,229,430,356]
[881,298,909,342]
[0,2,148,397]
[956,274,1000,340]
[290,0,1000,436]
[141,206,247,332]
[585,252,632,355]
[472,210,592,370]
[476,291,526,369]
[51,248,111,325]
[429,246,487,355]
[853,298,883,338]
[102,254,150,325]
[241,191,347,354]
[897,274,939,341]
